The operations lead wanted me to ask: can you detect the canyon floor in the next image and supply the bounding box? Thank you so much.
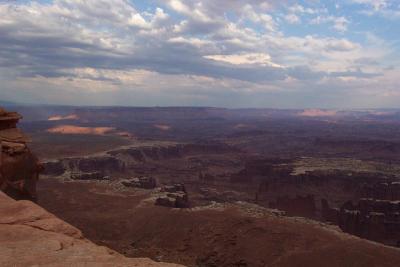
[10,105,400,266]
[37,178,400,267]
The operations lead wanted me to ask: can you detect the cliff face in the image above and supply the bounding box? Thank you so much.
[42,141,238,178]
[0,108,42,201]
[322,198,400,246]
[0,192,182,267]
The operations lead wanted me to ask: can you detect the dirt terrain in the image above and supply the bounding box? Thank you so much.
[37,178,400,267]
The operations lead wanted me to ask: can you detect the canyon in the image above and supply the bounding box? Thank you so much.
[3,105,400,266]
[0,108,181,267]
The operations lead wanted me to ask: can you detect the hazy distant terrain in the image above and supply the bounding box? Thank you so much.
[1,105,396,265]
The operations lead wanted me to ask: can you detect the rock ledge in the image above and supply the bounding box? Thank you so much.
[0,191,184,267]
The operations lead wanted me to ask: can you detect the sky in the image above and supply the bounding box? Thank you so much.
[0,0,399,108]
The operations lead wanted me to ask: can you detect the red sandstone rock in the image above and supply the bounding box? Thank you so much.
[0,192,183,267]
[0,108,42,201]
[156,184,189,208]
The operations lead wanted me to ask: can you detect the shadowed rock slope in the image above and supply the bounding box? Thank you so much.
[0,192,183,267]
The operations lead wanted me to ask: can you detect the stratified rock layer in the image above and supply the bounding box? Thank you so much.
[0,191,183,267]
[0,108,42,201]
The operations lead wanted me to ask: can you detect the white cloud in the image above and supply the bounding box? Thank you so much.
[351,0,400,19]
[0,0,396,107]
[332,17,349,32]
[168,36,216,51]
[168,0,191,14]
[204,53,283,68]
[310,15,350,32]
[284,14,300,24]
[289,4,319,15]
[167,0,214,23]
[351,0,388,11]
[242,4,277,31]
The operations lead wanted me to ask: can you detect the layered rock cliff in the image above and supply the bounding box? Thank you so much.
[0,108,42,201]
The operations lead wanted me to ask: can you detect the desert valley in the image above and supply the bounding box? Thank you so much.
[3,105,400,266]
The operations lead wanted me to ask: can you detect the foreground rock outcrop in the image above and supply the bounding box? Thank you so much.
[0,108,42,201]
[0,192,183,267]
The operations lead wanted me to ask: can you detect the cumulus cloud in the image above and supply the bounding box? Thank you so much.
[204,53,283,68]
[310,15,350,32]
[0,0,397,108]
[350,0,400,19]
[284,14,301,24]
[351,0,388,11]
